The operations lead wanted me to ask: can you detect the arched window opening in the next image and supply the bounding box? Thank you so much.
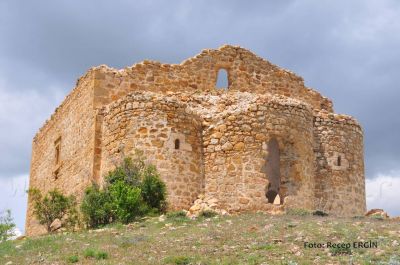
[337,155,341,166]
[216,68,229,90]
[174,139,180,150]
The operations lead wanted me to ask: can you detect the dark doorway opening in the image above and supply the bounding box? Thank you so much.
[264,138,281,204]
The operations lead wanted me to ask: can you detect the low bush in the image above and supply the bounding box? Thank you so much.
[81,150,167,228]
[141,165,167,212]
[108,181,145,224]
[80,184,113,228]
[28,189,78,232]
[0,210,15,242]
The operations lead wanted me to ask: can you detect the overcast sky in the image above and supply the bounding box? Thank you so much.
[1,0,399,232]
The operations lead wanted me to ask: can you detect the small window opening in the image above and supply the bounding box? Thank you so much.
[337,155,341,166]
[54,137,61,165]
[174,139,180,150]
[216,69,229,89]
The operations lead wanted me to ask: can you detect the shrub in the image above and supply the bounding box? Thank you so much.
[105,152,146,187]
[81,150,167,228]
[108,181,146,224]
[28,189,77,232]
[80,184,113,228]
[0,209,15,242]
[141,165,167,212]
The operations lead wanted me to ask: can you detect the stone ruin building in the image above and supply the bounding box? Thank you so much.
[26,45,366,235]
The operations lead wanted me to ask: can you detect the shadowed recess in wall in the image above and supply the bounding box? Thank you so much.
[265,138,281,204]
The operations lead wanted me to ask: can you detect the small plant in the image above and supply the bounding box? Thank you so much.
[28,189,78,232]
[83,248,96,258]
[199,210,217,218]
[66,255,79,263]
[165,255,191,265]
[0,209,15,242]
[83,248,108,260]
[95,250,109,260]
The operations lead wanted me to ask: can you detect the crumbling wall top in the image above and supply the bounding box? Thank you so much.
[92,45,333,112]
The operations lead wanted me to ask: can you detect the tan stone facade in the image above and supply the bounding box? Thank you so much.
[26,45,365,235]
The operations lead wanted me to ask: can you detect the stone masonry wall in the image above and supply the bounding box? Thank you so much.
[313,112,366,216]
[26,71,97,236]
[202,94,315,212]
[100,93,204,209]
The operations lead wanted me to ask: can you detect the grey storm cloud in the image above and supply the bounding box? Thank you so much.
[1,0,400,180]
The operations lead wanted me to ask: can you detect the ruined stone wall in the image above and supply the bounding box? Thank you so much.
[100,93,204,209]
[202,95,315,212]
[26,72,97,236]
[27,45,366,236]
[91,45,333,112]
[313,112,366,216]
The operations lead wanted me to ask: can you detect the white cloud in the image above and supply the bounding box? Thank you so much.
[0,174,29,234]
[366,171,400,217]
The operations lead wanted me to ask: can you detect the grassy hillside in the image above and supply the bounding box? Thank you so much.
[1,212,399,265]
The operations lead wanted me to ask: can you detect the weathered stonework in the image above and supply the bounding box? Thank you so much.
[26,45,366,235]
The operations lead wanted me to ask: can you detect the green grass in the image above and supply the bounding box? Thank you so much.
[66,255,79,263]
[164,255,191,265]
[1,213,399,264]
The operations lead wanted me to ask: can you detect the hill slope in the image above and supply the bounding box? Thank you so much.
[1,212,399,264]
